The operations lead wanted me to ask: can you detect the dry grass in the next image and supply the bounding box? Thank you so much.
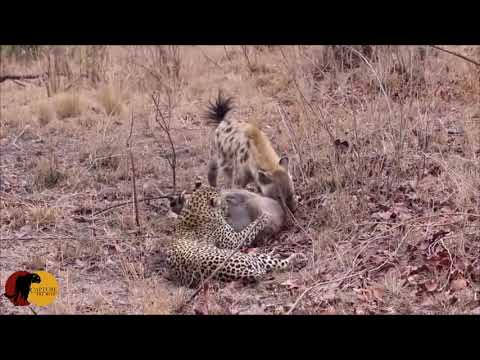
[80,139,122,171]
[0,206,27,231]
[37,102,56,126]
[96,85,125,116]
[33,157,65,190]
[54,93,82,119]
[28,206,59,228]
[1,45,479,315]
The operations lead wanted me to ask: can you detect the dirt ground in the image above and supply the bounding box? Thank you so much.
[1,45,479,314]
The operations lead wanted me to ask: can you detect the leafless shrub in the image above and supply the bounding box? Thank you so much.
[151,92,177,192]
[139,46,182,192]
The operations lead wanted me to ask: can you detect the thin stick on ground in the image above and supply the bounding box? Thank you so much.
[126,111,140,229]
[286,269,363,315]
[0,73,47,83]
[73,192,195,220]
[10,125,31,147]
[85,195,175,218]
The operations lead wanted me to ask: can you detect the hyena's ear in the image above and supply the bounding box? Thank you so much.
[258,171,273,185]
[279,156,289,170]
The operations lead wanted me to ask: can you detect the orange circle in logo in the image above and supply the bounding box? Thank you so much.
[28,271,59,306]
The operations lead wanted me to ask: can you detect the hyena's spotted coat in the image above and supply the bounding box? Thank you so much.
[205,92,297,213]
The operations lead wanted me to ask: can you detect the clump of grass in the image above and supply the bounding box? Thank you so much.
[96,85,124,116]
[37,102,56,126]
[143,285,187,315]
[55,93,82,119]
[33,157,65,190]
[80,140,122,170]
[78,115,97,129]
[0,125,7,140]
[1,206,27,230]
[29,206,59,227]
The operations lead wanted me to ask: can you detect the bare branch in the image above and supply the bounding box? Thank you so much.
[223,45,232,61]
[151,92,177,192]
[72,194,193,221]
[126,111,141,229]
[240,45,255,73]
[430,45,480,67]
[197,46,223,70]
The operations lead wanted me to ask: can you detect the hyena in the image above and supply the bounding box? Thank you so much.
[205,92,297,213]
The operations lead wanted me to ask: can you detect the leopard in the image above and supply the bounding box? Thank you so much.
[205,91,297,213]
[170,187,286,247]
[166,182,301,287]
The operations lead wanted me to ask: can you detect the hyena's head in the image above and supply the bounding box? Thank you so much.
[257,156,297,213]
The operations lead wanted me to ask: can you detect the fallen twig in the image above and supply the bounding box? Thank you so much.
[0,73,47,83]
[286,270,363,315]
[12,80,26,87]
[83,195,175,219]
[10,125,30,147]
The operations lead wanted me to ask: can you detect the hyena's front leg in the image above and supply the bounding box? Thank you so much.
[222,166,233,189]
[231,162,249,189]
[233,172,249,189]
[208,157,219,188]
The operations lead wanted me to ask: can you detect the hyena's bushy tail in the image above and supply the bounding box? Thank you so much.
[205,90,234,126]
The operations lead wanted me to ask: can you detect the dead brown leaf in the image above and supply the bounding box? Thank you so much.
[424,279,438,292]
[320,305,337,314]
[450,278,467,291]
[372,211,395,221]
[280,279,300,290]
[371,287,385,301]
